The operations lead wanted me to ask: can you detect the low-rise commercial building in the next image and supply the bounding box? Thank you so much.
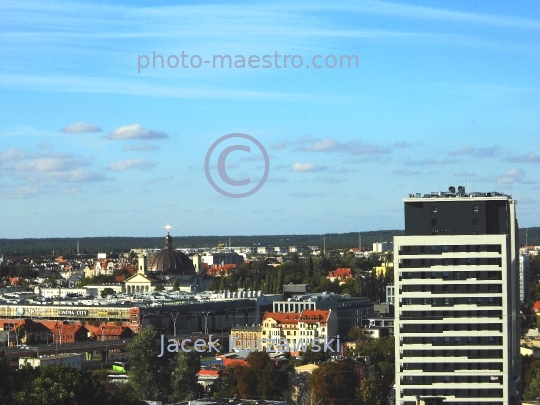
[19,353,82,370]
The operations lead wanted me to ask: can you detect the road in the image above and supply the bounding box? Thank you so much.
[2,339,133,359]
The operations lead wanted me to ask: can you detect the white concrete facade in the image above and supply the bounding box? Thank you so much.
[394,198,520,405]
[373,241,393,252]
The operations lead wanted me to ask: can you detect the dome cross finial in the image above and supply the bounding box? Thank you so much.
[164,224,172,234]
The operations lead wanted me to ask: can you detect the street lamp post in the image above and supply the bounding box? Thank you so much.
[220,328,224,353]
[202,312,210,334]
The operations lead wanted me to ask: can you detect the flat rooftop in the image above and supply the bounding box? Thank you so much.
[404,187,512,201]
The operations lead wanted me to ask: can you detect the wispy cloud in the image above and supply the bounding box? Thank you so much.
[454,171,476,177]
[403,158,460,166]
[292,162,327,172]
[0,74,323,103]
[61,122,102,134]
[449,145,500,157]
[505,153,540,163]
[0,147,107,186]
[288,191,325,198]
[108,158,155,171]
[393,141,421,148]
[271,141,289,151]
[392,169,421,175]
[296,137,392,155]
[37,141,53,150]
[122,142,159,151]
[333,1,540,30]
[266,177,289,183]
[498,168,525,185]
[239,154,264,162]
[107,124,168,141]
[0,148,34,160]
[0,148,104,182]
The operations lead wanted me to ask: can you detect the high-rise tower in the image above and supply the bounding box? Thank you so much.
[394,187,520,405]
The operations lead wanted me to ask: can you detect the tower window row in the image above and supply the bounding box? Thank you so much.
[399,244,502,255]
[400,309,502,320]
[400,335,502,346]
[402,283,501,293]
[400,322,502,333]
[400,270,501,280]
[400,349,503,359]
[399,257,502,268]
[400,296,502,307]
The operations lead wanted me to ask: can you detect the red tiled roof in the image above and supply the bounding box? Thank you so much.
[263,312,300,325]
[52,324,86,333]
[197,369,220,376]
[207,263,237,275]
[328,268,352,278]
[38,320,65,331]
[86,325,131,337]
[299,309,331,324]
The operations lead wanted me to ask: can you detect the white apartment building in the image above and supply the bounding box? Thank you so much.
[298,309,338,341]
[200,252,244,266]
[373,241,394,252]
[394,188,520,405]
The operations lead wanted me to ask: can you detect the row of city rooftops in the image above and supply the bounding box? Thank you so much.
[408,186,511,199]
[0,290,263,308]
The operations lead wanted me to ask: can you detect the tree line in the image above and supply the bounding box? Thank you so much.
[208,252,393,303]
[0,230,406,256]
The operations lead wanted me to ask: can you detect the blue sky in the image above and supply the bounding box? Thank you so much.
[1,1,539,238]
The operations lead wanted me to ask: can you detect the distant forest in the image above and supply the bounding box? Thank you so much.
[1,227,539,257]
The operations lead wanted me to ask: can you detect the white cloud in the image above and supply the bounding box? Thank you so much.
[0,148,32,160]
[309,139,340,151]
[498,168,524,185]
[107,124,168,140]
[61,122,102,133]
[297,137,392,155]
[292,162,326,172]
[108,158,155,171]
[0,148,105,185]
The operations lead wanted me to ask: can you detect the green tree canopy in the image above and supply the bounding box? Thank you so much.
[357,377,386,405]
[525,368,540,401]
[169,349,201,402]
[309,361,358,405]
[127,325,173,401]
[100,287,115,298]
